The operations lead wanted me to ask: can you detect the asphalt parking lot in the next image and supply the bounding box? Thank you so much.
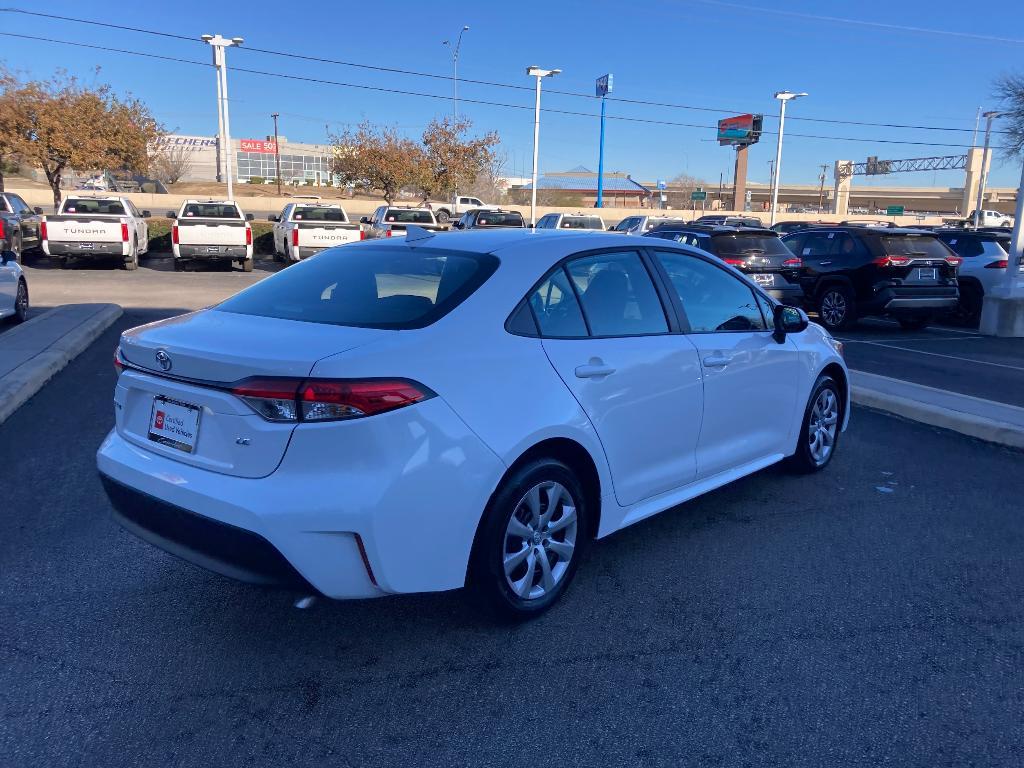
[2,308,1023,767]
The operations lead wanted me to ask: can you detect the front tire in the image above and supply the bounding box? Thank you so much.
[787,374,842,473]
[468,459,589,620]
[12,279,28,323]
[436,210,450,224]
[9,235,22,264]
[817,284,856,331]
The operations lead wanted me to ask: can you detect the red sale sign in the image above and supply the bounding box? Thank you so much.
[239,139,278,154]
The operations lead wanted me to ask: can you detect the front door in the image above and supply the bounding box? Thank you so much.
[0,255,18,315]
[535,249,703,507]
[652,249,800,478]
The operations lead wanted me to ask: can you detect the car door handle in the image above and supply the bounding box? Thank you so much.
[702,354,734,368]
[575,361,616,378]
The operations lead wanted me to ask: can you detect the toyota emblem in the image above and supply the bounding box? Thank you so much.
[155,350,172,372]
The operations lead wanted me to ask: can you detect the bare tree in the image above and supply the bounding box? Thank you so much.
[151,141,195,184]
[420,116,500,200]
[995,73,1024,159]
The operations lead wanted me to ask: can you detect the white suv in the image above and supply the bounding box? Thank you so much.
[534,212,606,230]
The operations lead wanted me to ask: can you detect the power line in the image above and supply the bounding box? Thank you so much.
[0,30,985,149]
[0,7,1008,136]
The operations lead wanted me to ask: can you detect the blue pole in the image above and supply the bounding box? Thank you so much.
[596,95,606,208]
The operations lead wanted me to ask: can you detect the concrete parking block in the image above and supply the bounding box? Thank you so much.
[851,370,1024,449]
[0,303,122,425]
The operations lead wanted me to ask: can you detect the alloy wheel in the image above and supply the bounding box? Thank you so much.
[503,481,578,601]
[821,291,847,327]
[808,388,839,464]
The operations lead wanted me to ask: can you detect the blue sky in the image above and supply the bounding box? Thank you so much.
[2,0,1023,189]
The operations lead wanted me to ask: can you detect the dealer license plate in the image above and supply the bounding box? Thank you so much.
[79,242,94,249]
[913,267,937,281]
[207,246,221,253]
[752,273,775,287]
[148,396,201,454]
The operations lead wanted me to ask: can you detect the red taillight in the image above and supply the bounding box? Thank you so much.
[113,346,125,375]
[171,225,179,244]
[385,229,392,238]
[359,230,367,240]
[945,256,962,267]
[40,221,47,241]
[723,257,744,266]
[782,257,803,268]
[985,259,1009,269]
[291,228,298,247]
[872,256,913,267]
[0,220,4,240]
[121,223,129,242]
[229,377,434,422]
[246,227,253,246]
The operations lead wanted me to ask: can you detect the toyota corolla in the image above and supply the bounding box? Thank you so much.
[98,227,849,618]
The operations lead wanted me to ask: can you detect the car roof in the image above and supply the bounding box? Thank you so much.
[649,223,778,236]
[935,228,1009,240]
[796,225,936,236]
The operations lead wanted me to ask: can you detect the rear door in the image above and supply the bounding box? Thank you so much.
[651,249,800,479]
[0,253,17,313]
[537,248,703,506]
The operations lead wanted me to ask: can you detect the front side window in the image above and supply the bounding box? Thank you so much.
[565,251,668,336]
[217,247,498,330]
[654,251,767,333]
[529,269,588,338]
[536,215,556,229]
[797,231,838,258]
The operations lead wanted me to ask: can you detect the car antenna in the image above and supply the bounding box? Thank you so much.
[404,225,435,246]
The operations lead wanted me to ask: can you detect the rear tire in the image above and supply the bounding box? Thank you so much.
[55,257,69,269]
[12,279,28,323]
[786,374,842,474]
[124,239,139,271]
[436,210,450,224]
[897,317,930,331]
[241,258,253,273]
[468,458,590,620]
[953,282,983,327]
[816,284,856,331]
[173,259,185,272]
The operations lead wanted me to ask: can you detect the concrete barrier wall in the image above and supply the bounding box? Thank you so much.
[9,186,951,227]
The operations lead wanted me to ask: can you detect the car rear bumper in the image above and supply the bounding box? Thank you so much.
[765,285,804,306]
[175,245,251,259]
[867,285,960,315]
[44,241,125,257]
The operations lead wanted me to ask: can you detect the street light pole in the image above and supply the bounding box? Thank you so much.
[770,90,807,226]
[595,74,612,209]
[271,112,282,196]
[202,34,244,200]
[442,26,469,122]
[973,110,1002,228]
[527,66,561,226]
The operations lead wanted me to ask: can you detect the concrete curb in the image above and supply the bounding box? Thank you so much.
[850,371,1024,450]
[0,303,122,425]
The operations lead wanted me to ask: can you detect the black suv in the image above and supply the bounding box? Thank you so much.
[781,226,961,331]
[452,208,525,230]
[645,223,804,305]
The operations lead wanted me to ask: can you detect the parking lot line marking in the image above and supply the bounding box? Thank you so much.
[840,339,1024,372]
[857,318,980,336]
[836,336,985,343]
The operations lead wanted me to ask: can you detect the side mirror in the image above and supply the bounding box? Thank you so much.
[527,223,535,229]
[0,250,16,265]
[773,304,809,343]
[34,207,44,215]
[245,213,255,222]
[360,216,370,224]
[166,211,177,219]
[268,214,279,222]
[142,210,152,218]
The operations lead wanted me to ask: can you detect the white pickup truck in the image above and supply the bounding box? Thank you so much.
[169,200,254,272]
[270,203,362,262]
[41,196,151,270]
[360,206,448,239]
[431,195,494,224]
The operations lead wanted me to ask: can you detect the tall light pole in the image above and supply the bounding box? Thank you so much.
[271,112,282,196]
[769,90,808,226]
[527,66,561,226]
[202,33,244,200]
[442,26,470,122]
[595,74,613,209]
[973,110,1003,228]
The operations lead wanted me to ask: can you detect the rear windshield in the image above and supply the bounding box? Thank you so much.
[292,206,348,222]
[216,247,499,330]
[384,209,434,224]
[561,216,604,230]
[182,203,241,219]
[475,212,524,227]
[646,218,685,231]
[63,198,125,215]
[711,233,790,257]
[879,235,951,259]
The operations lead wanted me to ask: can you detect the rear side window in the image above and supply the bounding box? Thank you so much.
[879,235,952,259]
[529,269,588,338]
[217,247,498,330]
[654,251,767,333]
[182,203,240,219]
[64,198,125,215]
[941,236,983,258]
[798,231,838,257]
[565,251,668,336]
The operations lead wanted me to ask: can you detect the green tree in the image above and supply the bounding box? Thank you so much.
[421,117,500,200]
[330,121,425,204]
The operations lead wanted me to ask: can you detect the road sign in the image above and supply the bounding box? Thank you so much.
[886,205,905,216]
[596,74,613,97]
[657,179,666,190]
[691,190,707,201]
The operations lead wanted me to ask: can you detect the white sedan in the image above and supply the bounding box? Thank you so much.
[0,248,29,323]
[97,228,849,618]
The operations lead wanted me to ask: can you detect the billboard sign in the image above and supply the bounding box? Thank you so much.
[717,114,763,147]
[596,74,613,98]
[240,138,278,154]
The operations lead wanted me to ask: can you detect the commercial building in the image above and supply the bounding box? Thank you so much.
[154,134,336,185]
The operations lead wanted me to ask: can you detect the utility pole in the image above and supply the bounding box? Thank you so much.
[973,111,1003,228]
[271,113,282,196]
[202,34,244,200]
[595,74,612,209]
[817,163,828,211]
